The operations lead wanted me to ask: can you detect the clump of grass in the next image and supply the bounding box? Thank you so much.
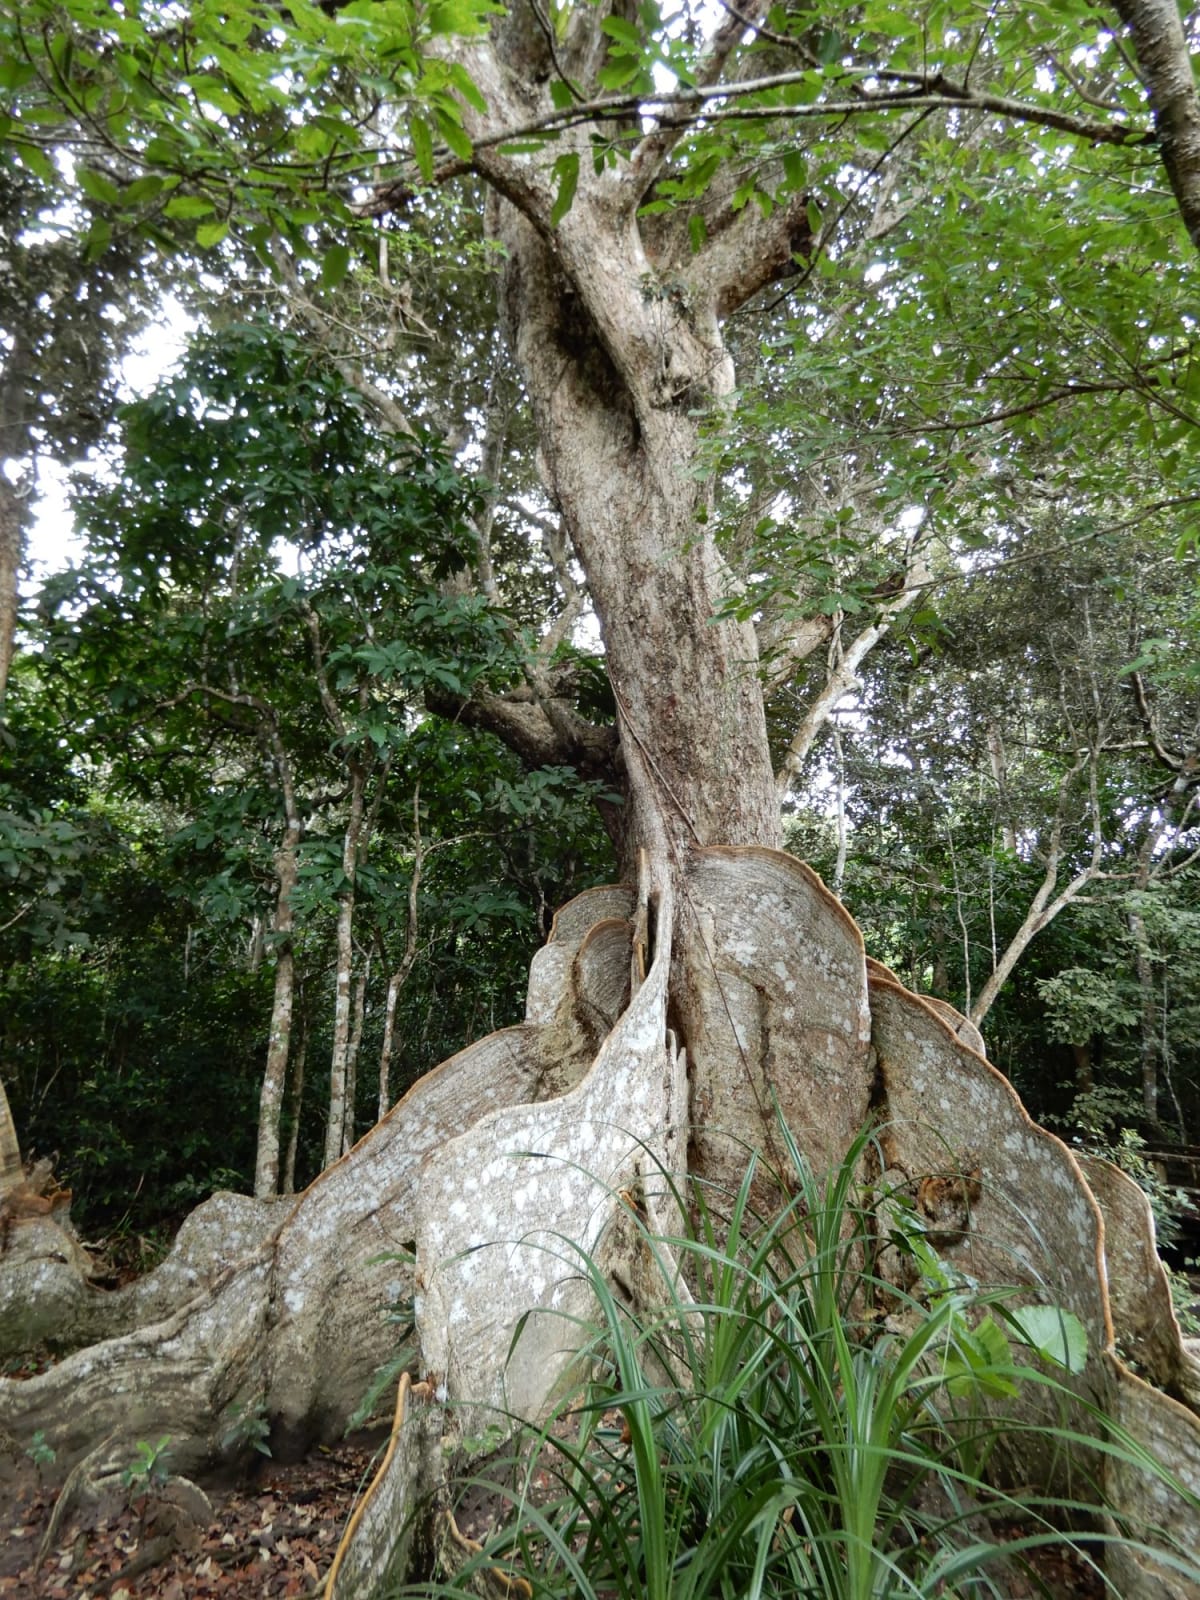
[403,1122,1200,1600]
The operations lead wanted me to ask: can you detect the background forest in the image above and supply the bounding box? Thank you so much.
[1,0,1198,1260]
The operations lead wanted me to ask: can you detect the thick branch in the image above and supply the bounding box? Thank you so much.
[426,683,618,784]
[759,613,835,700]
[1111,0,1200,251]
[1128,668,1198,776]
[690,186,815,317]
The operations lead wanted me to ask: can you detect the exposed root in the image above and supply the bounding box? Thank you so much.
[4,852,1199,1598]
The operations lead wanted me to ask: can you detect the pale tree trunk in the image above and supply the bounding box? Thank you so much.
[341,957,370,1157]
[304,607,379,1171]
[6,12,1200,1592]
[282,1012,307,1197]
[0,330,34,721]
[325,760,367,1169]
[377,799,425,1121]
[0,1075,22,1194]
[1111,0,1200,251]
[0,473,24,720]
[376,968,402,1122]
[1128,834,1160,1123]
[969,757,1107,1026]
[775,544,929,797]
[254,725,304,1198]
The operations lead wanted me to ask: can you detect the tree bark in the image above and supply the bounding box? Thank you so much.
[1112,0,1200,252]
[342,959,370,1157]
[6,12,1200,1591]
[325,760,367,1169]
[282,1011,307,1197]
[0,471,26,720]
[254,729,304,1198]
[0,1075,22,1193]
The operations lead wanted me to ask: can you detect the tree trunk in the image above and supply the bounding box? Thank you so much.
[495,198,781,865]
[0,471,25,719]
[0,1075,22,1193]
[282,1011,307,1197]
[325,761,367,1169]
[1129,903,1159,1123]
[5,13,1200,1591]
[341,959,369,1157]
[253,735,303,1198]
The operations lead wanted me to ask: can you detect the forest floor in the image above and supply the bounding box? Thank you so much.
[2,1400,1115,1600]
[1,1433,383,1600]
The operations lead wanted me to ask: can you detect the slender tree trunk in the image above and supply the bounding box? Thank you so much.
[342,959,370,1156]
[0,472,26,719]
[970,758,1105,1026]
[1070,1041,1095,1093]
[1129,905,1159,1122]
[0,331,34,722]
[282,1011,308,1197]
[325,762,367,1169]
[1127,822,1164,1125]
[254,734,303,1198]
[377,799,426,1122]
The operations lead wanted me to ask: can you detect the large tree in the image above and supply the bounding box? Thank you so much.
[3,3,1200,1593]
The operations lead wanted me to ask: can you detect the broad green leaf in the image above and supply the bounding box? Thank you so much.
[434,106,472,162]
[600,16,642,48]
[1011,1306,1088,1374]
[165,194,216,219]
[321,242,352,289]
[78,167,122,207]
[550,150,580,228]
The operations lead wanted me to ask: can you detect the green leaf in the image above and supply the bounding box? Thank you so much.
[549,150,579,228]
[410,113,434,182]
[123,173,166,204]
[321,242,352,289]
[600,16,642,48]
[84,216,112,260]
[164,194,216,219]
[77,167,122,207]
[434,106,472,162]
[0,57,36,91]
[195,219,230,248]
[1011,1305,1088,1374]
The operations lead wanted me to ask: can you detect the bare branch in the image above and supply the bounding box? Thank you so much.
[433,73,1148,158]
[774,547,930,794]
[268,243,416,439]
[628,0,770,199]
[303,605,347,741]
[1128,668,1191,772]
